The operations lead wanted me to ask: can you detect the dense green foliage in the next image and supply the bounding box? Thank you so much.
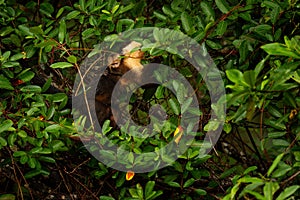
[0,0,299,199]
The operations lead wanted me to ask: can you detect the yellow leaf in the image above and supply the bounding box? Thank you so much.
[174,126,183,144]
[126,170,135,181]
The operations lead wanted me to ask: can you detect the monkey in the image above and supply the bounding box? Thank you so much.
[95,41,144,127]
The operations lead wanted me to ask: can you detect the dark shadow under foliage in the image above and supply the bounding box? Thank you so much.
[0,0,299,199]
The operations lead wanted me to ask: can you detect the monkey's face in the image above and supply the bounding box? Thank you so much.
[127,49,144,59]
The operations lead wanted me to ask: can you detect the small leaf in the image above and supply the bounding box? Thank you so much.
[174,126,183,144]
[226,69,244,84]
[216,21,228,36]
[58,19,66,43]
[67,55,77,63]
[183,178,195,188]
[0,194,15,200]
[200,2,215,19]
[194,189,207,196]
[45,124,61,133]
[169,98,180,115]
[243,70,256,89]
[181,12,193,33]
[168,181,181,188]
[145,181,155,198]
[276,185,300,200]
[267,153,284,177]
[0,75,14,90]
[24,169,42,179]
[126,170,135,181]
[264,182,279,200]
[254,55,270,79]
[20,85,42,93]
[16,70,35,82]
[99,196,115,200]
[0,137,7,146]
[13,151,27,157]
[66,10,81,20]
[243,166,257,175]
[215,0,230,13]
[0,119,13,133]
[38,156,56,163]
[261,43,300,59]
[50,62,73,69]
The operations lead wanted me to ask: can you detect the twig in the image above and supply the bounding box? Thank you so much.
[58,167,75,200]
[66,158,91,174]
[281,170,300,186]
[6,147,24,200]
[67,173,98,200]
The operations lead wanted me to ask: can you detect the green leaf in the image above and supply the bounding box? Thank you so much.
[169,98,180,115]
[10,53,24,61]
[183,178,195,188]
[29,26,43,35]
[0,194,15,200]
[41,77,52,92]
[243,166,257,175]
[0,137,7,146]
[226,69,245,85]
[52,93,67,102]
[181,12,193,33]
[16,70,35,82]
[66,10,81,20]
[29,147,43,154]
[136,183,143,199]
[267,153,284,177]
[0,119,13,133]
[276,185,300,200]
[216,21,228,36]
[181,97,193,114]
[264,182,279,200]
[20,155,28,164]
[215,0,230,13]
[0,75,14,90]
[24,169,42,179]
[17,130,27,138]
[38,156,56,163]
[200,2,215,19]
[194,189,207,196]
[272,164,291,178]
[58,19,66,43]
[238,177,264,183]
[67,55,77,63]
[20,85,42,93]
[56,7,65,18]
[204,120,220,131]
[82,28,95,39]
[254,55,269,79]
[162,5,175,18]
[99,196,115,200]
[50,62,73,69]
[2,61,20,68]
[168,181,181,188]
[244,190,266,200]
[116,19,134,33]
[45,124,61,133]
[50,140,65,152]
[13,151,27,157]
[223,123,232,133]
[220,166,239,179]
[153,11,167,21]
[243,70,256,89]
[145,181,155,198]
[261,43,300,59]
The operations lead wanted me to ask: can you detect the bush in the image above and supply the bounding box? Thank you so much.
[0,0,299,199]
